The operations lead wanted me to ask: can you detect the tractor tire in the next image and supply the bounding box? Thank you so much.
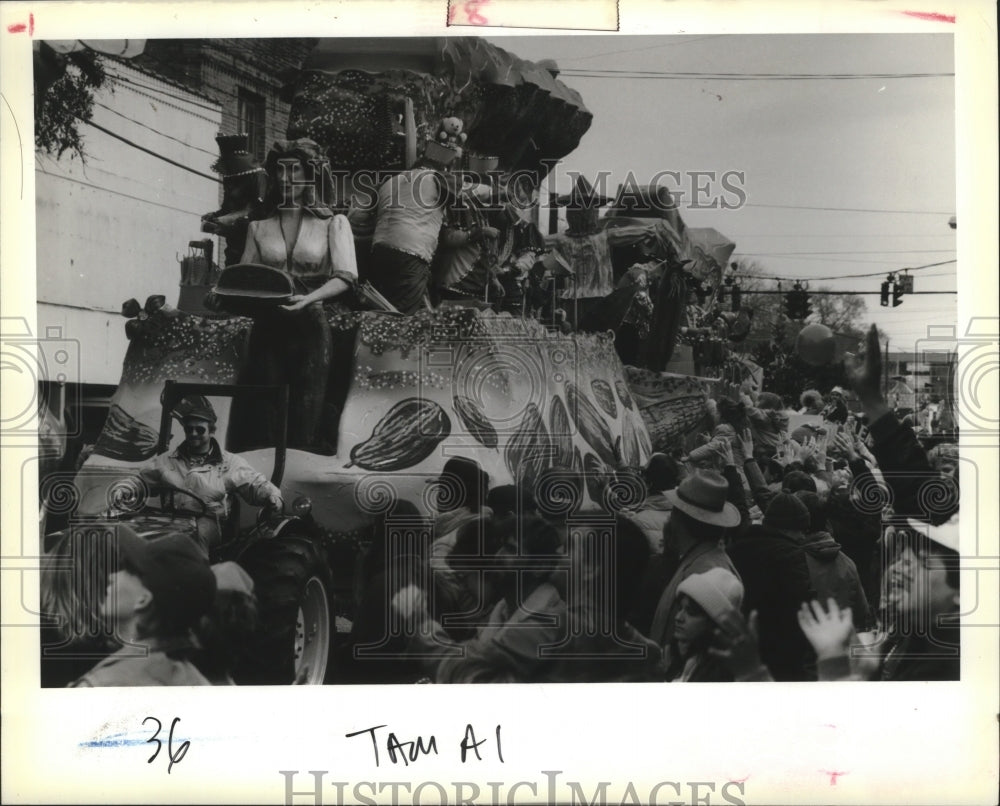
[235,536,333,686]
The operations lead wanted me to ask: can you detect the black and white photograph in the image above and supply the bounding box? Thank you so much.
[2,2,997,804]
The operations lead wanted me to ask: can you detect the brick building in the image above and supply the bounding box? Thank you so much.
[132,38,318,161]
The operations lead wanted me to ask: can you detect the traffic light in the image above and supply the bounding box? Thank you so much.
[797,287,811,319]
[784,282,810,319]
[880,278,891,307]
[784,290,797,319]
[893,282,904,307]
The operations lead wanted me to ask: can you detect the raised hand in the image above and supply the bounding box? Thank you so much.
[782,436,804,465]
[737,428,755,461]
[814,432,829,464]
[833,431,857,462]
[797,598,855,661]
[718,438,736,467]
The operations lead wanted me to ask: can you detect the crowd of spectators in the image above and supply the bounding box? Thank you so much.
[69,324,960,685]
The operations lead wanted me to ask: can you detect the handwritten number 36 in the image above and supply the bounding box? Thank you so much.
[143,716,190,773]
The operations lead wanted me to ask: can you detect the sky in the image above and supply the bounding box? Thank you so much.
[489,34,957,350]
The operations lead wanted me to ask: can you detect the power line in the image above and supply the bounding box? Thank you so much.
[112,74,226,118]
[735,254,954,266]
[79,116,218,183]
[732,233,956,239]
[560,69,953,81]
[741,290,955,295]
[741,249,956,256]
[555,36,727,64]
[734,259,957,282]
[93,100,219,158]
[740,202,953,215]
[35,165,207,217]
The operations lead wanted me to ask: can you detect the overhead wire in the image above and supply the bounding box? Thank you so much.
[93,100,220,158]
[35,165,207,217]
[554,36,728,63]
[734,260,957,282]
[559,69,953,81]
[77,116,219,183]
[739,202,953,215]
[740,249,956,256]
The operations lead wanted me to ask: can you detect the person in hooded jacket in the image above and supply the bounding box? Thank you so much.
[727,492,816,681]
[795,491,871,632]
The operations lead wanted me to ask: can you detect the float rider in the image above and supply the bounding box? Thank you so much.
[140,396,283,556]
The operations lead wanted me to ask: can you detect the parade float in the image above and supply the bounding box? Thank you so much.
[43,37,729,685]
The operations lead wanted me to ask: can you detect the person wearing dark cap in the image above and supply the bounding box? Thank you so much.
[69,526,216,687]
[646,471,742,650]
[140,396,283,554]
[393,514,567,683]
[727,492,816,681]
[782,469,817,495]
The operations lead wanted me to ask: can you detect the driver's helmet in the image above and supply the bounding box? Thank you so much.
[172,395,217,424]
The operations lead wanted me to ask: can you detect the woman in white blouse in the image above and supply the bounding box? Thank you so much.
[237,139,358,452]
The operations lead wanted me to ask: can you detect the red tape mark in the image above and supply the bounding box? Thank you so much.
[6,13,34,34]
[902,10,956,23]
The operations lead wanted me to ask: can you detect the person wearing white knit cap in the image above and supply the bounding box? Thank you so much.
[663,567,772,682]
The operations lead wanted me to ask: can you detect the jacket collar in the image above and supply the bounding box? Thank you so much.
[173,438,223,466]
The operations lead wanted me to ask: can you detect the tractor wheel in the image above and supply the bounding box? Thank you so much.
[235,536,333,685]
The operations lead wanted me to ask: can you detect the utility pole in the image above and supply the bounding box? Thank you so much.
[883,337,890,398]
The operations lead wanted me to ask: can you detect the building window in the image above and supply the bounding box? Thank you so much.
[237,88,266,162]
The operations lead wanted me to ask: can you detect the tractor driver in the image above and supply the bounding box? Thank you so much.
[140,396,283,556]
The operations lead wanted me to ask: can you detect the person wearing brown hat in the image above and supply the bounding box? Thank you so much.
[140,396,283,554]
[69,525,216,687]
[726,492,816,681]
[646,471,743,649]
